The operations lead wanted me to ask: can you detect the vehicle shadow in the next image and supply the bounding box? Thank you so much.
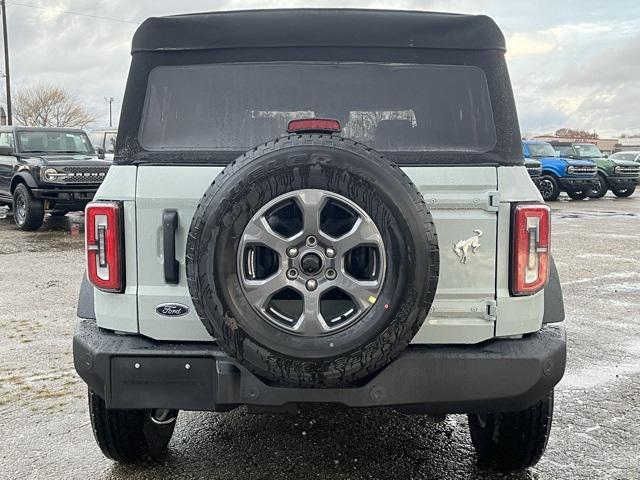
[108,405,538,480]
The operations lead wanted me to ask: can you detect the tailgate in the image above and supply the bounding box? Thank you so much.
[134,166,498,343]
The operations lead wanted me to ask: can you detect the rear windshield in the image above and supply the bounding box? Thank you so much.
[139,62,496,153]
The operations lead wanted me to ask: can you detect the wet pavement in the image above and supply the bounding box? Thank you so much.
[0,194,639,480]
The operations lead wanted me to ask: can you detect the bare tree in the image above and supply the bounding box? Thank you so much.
[555,128,598,140]
[13,84,96,128]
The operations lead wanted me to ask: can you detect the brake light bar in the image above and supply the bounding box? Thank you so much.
[85,201,124,293]
[511,203,550,296]
[287,118,341,134]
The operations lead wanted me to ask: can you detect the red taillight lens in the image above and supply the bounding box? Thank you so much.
[287,118,341,134]
[85,201,123,293]
[511,203,550,296]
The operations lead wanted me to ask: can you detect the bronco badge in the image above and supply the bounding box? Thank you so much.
[453,229,483,264]
[155,303,190,317]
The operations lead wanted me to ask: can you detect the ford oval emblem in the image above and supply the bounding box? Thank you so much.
[155,303,190,317]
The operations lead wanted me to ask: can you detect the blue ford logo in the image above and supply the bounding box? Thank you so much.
[155,303,190,317]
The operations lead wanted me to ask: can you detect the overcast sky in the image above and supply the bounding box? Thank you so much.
[2,0,639,137]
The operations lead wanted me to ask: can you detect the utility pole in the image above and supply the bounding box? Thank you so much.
[104,96,114,127]
[1,0,11,125]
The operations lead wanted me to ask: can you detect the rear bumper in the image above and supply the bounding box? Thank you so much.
[558,177,599,191]
[606,176,638,188]
[73,319,566,414]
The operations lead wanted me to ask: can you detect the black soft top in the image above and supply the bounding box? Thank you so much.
[132,9,505,53]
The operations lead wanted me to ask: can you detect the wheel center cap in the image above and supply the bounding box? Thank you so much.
[301,252,323,275]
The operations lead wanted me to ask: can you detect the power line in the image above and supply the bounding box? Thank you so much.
[5,1,140,25]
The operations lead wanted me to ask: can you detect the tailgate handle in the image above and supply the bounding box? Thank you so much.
[162,210,179,284]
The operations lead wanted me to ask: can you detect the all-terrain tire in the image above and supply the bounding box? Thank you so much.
[12,183,44,231]
[468,390,554,472]
[88,390,177,464]
[566,189,588,200]
[611,185,636,197]
[186,134,439,388]
[537,175,560,201]
[588,173,608,199]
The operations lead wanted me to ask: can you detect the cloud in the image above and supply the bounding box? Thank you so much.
[505,33,556,59]
[1,0,639,136]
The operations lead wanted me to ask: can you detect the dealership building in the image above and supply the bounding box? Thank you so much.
[531,136,620,155]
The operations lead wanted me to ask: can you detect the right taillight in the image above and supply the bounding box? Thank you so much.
[85,201,124,293]
[511,203,550,296]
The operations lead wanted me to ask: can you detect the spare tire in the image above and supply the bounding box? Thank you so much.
[186,134,439,387]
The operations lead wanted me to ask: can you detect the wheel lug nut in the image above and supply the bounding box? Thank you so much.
[306,236,317,247]
[286,268,298,280]
[325,247,336,258]
[287,247,299,258]
[325,268,337,280]
[306,279,318,291]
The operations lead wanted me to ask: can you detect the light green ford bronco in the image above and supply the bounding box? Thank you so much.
[73,9,566,472]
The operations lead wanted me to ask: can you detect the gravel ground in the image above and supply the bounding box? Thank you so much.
[0,194,639,480]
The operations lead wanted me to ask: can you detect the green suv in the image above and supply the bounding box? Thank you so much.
[550,141,639,198]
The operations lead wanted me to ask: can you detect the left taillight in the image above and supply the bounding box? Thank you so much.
[85,201,124,293]
[511,203,550,296]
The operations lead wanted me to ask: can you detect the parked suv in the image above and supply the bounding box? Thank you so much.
[524,157,542,185]
[0,127,111,230]
[610,151,640,164]
[523,140,597,200]
[88,129,117,161]
[550,141,639,198]
[74,10,566,472]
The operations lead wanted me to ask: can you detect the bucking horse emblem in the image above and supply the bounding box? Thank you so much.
[453,229,483,264]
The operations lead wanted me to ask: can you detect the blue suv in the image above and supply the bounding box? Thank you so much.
[523,140,598,200]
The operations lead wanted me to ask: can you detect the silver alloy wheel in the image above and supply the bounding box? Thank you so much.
[237,189,386,336]
[15,192,26,225]
[539,179,554,199]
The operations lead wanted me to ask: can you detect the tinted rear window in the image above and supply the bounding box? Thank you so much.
[139,62,496,153]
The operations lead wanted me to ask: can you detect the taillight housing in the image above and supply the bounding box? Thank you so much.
[511,203,550,296]
[85,201,124,293]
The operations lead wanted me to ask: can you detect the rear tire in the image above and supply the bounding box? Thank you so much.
[566,190,588,200]
[12,183,44,231]
[537,175,560,201]
[468,391,554,472]
[611,186,636,197]
[88,390,178,464]
[588,173,608,199]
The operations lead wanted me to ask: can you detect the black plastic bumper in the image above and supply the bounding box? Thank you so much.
[73,320,566,414]
[558,177,599,191]
[32,187,97,208]
[606,176,638,188]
